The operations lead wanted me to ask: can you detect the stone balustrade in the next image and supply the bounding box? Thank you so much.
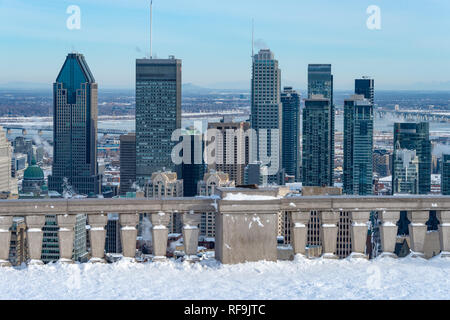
[0,192,449,266]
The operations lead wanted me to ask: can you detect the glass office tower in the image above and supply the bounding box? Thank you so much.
[135,57,182,186]
[302,95,333,187]
[48,53,101,195]
[307,64,334,185]
[355,77,374,105]
[343,95,374,195]
[281,87,301,181]
[392,122,431,195]
[442,154,450,195]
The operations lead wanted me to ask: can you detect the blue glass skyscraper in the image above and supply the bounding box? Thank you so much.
[48,53,101,195]
[393,122,431,195]
[343,95,374,195]
[281,87,301,181]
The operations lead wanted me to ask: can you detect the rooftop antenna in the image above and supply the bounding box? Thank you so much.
[150,0,153,59]
[251,18,254,60]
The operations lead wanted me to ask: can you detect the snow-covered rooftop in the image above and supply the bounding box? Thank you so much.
[1,256,449,299]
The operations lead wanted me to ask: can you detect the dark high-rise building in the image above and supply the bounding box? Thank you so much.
[251,49,282,184]
[442,154,450,195]
[105,214,122,254]
[307,64,334,185]
[373,149,392,178]
[119,133,136,195]
[355,77,374,105]
[135,57,181,187]
[180,131,206,197]
[343,95,374,195]
[281,87,301,181]
[302,95,333,187]
[48,53,101,195]
[393,122,431,195]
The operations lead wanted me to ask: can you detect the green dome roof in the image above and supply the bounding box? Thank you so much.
[23,164,44,180]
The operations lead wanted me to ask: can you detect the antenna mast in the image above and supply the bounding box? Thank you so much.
[251,18,254,59]
[150,0,153,59]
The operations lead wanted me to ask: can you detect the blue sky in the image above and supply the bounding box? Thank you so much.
[1,0,450,90]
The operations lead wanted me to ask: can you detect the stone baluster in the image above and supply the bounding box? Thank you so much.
[57,214,77,264]
[438,211,450,258]
[25,215,46,265]
[0,216,13,267]
[88,214,108,263]
[379,211,400,258]
[350,211,370,259]
[290,211,311,257]
[119,213,139,260]
[181,211,201,262]
[407,211,429,258]
[319,211,340,259]
[150,211,171,262]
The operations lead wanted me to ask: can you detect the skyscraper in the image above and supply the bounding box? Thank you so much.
[0,127,17,196]
[119,133,136,195]
[355,77,375,105]
[343,95,374,195]
[251,49,282,184]
[441,154,450,195]
[393,122,431,195]
[393,149,419,194]
[48,53,101,195]
[307,64,334,184]
[180,130,206,197]
[135,57,182,186]
[302,95,333,187]
[207,121,250,185]
[281,87,301,181]
[308,64,333,101]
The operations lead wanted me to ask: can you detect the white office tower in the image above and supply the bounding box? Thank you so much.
[0,127,17,197]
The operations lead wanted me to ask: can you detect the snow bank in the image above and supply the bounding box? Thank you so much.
[1,256,450,300]
[223,193,280,201]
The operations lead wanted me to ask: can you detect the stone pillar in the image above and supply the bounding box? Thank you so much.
[88,214,108,263]
[350,211,370,259]
[379,211,400,258]
[407,211,429,258]
[0,216,13,267]
[181,212,201,262]
[119,213,139,260]
[319,211,340,259]
[150,212,171,262]
[57,214,77,263]
[290,211,311,256]
[438,211,450,258]
[25,215,46,265]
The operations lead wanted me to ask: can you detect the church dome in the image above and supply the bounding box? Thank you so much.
[23,160,44,181]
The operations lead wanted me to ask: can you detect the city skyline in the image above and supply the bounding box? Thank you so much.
[1,0,450,90]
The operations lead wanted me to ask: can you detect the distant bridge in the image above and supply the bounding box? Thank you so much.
[0,124,129,136]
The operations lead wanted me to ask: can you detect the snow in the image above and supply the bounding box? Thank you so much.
[223,193,280,201]
[1,256,449,300]
[121,226,136,231]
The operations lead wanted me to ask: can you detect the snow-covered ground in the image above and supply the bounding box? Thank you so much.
[1,256,449,300]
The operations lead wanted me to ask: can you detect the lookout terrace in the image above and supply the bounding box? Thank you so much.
[0,187,449,266]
